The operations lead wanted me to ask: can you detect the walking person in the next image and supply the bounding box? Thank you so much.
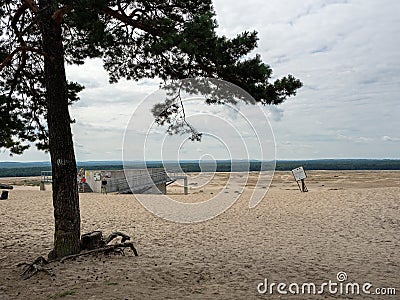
[101,176,108,194]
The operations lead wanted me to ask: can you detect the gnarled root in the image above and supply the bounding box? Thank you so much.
[104,231,131,244]
[17,256,54,280]
[60,242,138,263]
[18,231,138,280]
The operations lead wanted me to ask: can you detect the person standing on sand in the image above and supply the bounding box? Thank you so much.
[77,168,84,184]
[101,176,107,195]
[80,176,87,193]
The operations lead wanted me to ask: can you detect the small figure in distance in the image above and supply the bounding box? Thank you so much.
[101,176,108,195]
[77,168,84,189]
[80,176,87,193]
[77,168,84,181]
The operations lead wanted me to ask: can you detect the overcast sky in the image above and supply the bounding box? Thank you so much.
[1,0,399,162]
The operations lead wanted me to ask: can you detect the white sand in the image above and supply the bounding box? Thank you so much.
[0,171,399,299]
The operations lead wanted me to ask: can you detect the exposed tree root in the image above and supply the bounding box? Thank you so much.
[60,242,138,263]
[17,256,54,280]
[104,231,131,244]
[80,231,132,250]
[18,231,138,280]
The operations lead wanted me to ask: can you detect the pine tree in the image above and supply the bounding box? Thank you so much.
[0,0,302,258]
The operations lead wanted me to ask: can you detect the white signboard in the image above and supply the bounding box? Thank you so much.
[94,172,101,181]
[292,166,307,181]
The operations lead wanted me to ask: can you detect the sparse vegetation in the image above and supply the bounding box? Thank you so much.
[50,290,76,298]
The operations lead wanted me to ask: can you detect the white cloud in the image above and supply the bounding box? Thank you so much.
[382,136,400,142]
[337,134,373,143]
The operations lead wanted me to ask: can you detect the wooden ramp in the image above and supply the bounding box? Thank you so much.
[40,169,188,194]
[109,170,188,194]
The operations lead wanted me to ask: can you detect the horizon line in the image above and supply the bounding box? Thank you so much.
[1,158,400,164]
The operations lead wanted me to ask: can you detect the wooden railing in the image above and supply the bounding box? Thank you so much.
[41,171,52,183]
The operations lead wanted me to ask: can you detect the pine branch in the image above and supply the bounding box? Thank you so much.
[0,46,47,72]
[52,5,73,24]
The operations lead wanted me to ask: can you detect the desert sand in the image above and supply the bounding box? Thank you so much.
[0,171,399,299]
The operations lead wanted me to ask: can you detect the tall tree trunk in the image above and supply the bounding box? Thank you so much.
[39,1,81,258]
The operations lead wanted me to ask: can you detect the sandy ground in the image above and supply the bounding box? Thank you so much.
[0,171,399,299]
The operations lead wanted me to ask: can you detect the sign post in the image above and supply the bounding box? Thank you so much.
[291,166,308,192]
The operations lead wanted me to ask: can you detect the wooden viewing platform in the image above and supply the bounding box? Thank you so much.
[40,169,188,195]
[39,171,52,190]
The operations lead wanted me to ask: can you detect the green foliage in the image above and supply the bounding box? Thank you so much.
[1,0,302,155]
[0,94,29,154]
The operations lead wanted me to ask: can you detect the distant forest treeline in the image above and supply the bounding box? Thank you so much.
[0,159,399,177]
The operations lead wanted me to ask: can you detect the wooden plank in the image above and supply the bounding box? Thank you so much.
[0,184,13,190]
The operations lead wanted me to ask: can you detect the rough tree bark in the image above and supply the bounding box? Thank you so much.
[38,1,81,259]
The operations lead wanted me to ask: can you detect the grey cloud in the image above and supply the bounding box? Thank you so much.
[267,106,284,122]
[310,45,330,54]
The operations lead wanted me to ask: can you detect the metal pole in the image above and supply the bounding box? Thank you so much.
[184,177,188,195]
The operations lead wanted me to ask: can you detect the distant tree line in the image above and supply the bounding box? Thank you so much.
[275,159,400,171]
[1,160,399,177]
